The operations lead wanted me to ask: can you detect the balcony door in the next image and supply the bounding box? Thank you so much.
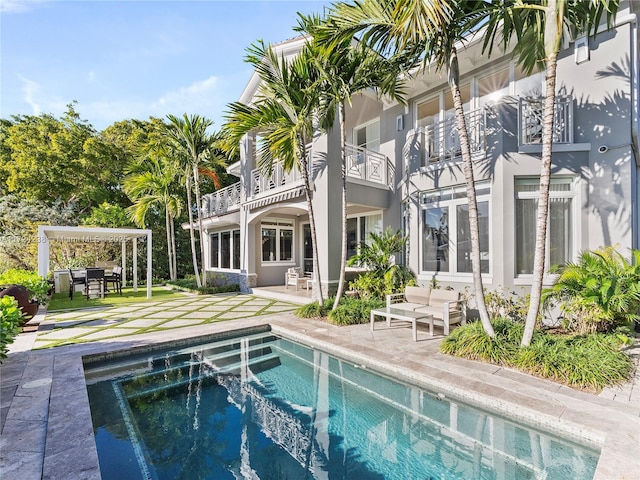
[354,119,380,153]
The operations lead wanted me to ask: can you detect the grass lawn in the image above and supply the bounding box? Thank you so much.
[47,286,187,311]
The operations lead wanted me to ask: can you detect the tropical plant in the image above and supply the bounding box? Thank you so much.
[483,0,620,345]
[124,154,183,281]
[164,114,224,287]
[0,295,23,361]
[0,269,49,305]
[298,14,406,310]
[222,40,325,304]
[316,0,496,337]
[484,287,530,323]
[347,227,415,299]
[543,247,640,331]
[327,296,385,325]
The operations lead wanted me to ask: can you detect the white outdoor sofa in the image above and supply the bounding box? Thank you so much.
[385,286,467,335]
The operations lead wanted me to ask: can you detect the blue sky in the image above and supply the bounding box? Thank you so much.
[1,0,330,130]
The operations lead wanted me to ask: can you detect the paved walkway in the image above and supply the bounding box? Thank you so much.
[1,295,639,480]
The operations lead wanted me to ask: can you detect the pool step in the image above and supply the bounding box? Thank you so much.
[124,351,281,400]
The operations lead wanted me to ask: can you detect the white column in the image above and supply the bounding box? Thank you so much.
[133,238,138,293]
[121,241,127,288]
[37,226,50,277]
[146,231,152,298]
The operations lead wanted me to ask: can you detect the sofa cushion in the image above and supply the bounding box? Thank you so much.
[404,286,431,305]
[428,289,460,308]
[415,305,463,322]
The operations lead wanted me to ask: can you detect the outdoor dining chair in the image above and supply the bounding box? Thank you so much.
[104,266,122,295]
[85,268,105,300]
[68,269,86,300]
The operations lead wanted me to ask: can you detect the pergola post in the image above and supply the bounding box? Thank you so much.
[37,226,50,277]
[133,238,138,293]
[121,241,127,288]
[146,231,152,298]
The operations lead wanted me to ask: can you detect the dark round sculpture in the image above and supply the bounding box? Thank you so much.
[0,284,38,323]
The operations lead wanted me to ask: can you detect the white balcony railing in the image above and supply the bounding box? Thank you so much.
[519,95,573,145]
[201,182,241,217]
[424,108,486,164]
[251,161,304,198]
[345,143,395,189]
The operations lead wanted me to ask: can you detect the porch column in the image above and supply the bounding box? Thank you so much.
[146,231,152,298]
[133,238,138,293]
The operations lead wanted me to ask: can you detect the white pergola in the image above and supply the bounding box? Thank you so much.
[37,225,153,298]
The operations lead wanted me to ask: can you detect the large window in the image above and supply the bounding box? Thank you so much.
[262,218,294,263]
[515,178,574,275]
[209,229,240,270]
[346,213,383,260]
[353,119,380,152]
[421,183,490,274]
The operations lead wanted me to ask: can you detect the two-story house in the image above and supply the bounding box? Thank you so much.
[199,4,639,299]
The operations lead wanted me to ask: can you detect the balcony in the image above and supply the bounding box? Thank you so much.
[519,95,573,145]
[345,144,395,189]
[201,182,241,217]
[423,108,486,164]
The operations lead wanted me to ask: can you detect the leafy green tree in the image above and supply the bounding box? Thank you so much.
[483,0,619,345]
[317,0,495,336]
[164,114,224,287]
[223,40,325,304]
[300,14,406,310]
[124,155,183,281]
[81,202,132,228]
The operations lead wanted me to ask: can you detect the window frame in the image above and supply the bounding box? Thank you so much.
[208,228,241,271]
[261,217,295,265]
[514,177,578,280]
[419,182,491,280]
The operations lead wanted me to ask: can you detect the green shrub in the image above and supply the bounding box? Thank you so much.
[484,287,530,322]
[166,279,239,295]
[0,269,49,305]
[0,295,24,361]
[295,298,334,318]
[544,247,640,332]
[441,318,633,390]
[327,297,385,326]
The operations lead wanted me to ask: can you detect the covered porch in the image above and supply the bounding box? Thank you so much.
[37,225,153,299]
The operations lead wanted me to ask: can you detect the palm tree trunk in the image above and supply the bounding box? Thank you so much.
[300,142,324,305]
[193,165,207,286]
[449,49,495,337]
[333,102,348,310]
[185,174,202,287]
[521,51,559,346]
[170,214,178,281]
[165,207,174,281]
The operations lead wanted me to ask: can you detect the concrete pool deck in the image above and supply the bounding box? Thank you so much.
[1,309,639,479]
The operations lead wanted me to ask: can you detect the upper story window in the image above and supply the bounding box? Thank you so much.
[353,119,380,152]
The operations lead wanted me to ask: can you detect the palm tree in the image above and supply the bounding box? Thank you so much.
[317,0,496,337]
[222,40,325,304]
[124,155,182,280]
[164,114,224,288]
[299,14,406,310]
[483,0,619,345]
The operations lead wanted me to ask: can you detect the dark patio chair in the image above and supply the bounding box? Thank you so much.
[85,268,105,300]
[104,266,122,296]
[69,269,86,300]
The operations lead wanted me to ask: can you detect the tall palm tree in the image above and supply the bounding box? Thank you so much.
[317,0,496,337]
[299,14,407,310]
[124,155,182,280]
[483,0,619,345]
[164,114,224,287]
[223,40,325,305]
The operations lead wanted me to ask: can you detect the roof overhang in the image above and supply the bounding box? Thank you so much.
[38,225,151,242]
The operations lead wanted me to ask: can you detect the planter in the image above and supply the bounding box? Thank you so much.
[0,285,39,324]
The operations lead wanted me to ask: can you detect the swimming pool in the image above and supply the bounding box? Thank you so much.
[85,330,600,479]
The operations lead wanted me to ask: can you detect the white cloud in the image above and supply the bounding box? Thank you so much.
[151,76,220,114]
[18,75,42,114]
[0,0,49,14]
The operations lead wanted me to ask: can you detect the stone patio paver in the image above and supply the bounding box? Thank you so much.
[79,328,143,340]
[116,318,168,329]
[156,319,206,329]
[37,327,95,340]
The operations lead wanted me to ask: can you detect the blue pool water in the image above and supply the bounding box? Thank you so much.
[85,330,600,479]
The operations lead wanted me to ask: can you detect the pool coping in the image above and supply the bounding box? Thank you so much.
[1,314,638,480]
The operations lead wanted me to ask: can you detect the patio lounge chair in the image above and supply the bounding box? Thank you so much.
[285,267,307,291]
